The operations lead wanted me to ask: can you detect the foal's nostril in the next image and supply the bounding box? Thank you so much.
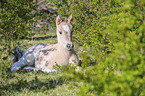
[67,44,71,49]
[66,43,73,50]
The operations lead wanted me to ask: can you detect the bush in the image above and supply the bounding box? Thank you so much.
[0,0,36,55]
[51,0,145,95]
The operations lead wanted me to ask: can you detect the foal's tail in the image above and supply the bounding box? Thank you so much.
[12,47,23,63]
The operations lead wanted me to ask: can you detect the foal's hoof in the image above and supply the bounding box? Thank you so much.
[11,66,21,72]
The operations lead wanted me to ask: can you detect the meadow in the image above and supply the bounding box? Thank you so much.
[0,29,82,95]
[0,0,145,95]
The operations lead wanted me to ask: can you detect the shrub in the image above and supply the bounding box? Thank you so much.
[0,0,36,55]
[51,0,145,95]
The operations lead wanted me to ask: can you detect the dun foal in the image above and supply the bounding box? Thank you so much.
[11,15,79,73]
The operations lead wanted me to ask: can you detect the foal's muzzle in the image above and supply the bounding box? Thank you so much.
[66,43,74,51]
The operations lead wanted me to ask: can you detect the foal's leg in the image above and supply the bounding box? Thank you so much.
[23,67,40,72]
[23,67,56,73]
[11,51,35,72]
[69,51,79,66]
[11,43,47,72]
[69,51,81,71]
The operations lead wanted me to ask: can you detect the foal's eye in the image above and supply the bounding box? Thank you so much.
[59,32,62,34]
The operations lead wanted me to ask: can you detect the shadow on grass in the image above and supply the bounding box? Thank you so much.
[26,35,57,41]
[0,73,65,95]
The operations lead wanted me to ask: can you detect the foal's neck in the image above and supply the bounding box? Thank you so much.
[57,43,73,54]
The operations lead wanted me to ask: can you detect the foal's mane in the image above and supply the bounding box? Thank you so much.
[60,17,67,23]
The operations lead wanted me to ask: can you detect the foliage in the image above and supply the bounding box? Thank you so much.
[50,0,145,95]
[34,0,57,30]
[0,0,36,55]
[0,0,144,95]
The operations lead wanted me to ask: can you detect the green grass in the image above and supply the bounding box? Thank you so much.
[0,29,81,96]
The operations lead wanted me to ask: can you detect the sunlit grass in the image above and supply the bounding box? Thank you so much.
[0,29,80,96]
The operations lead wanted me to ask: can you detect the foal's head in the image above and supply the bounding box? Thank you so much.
[56,14,74,51]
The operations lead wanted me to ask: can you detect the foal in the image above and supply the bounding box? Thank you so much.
[11,14,79,73]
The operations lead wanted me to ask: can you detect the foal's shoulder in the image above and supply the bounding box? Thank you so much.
[38,44,57,55]
[42,44,56,50]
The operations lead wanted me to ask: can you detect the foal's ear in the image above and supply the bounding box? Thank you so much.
[68,14,73,24]
[56,15,61,25]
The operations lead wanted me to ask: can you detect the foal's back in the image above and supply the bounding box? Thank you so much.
[11,14,79,73]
